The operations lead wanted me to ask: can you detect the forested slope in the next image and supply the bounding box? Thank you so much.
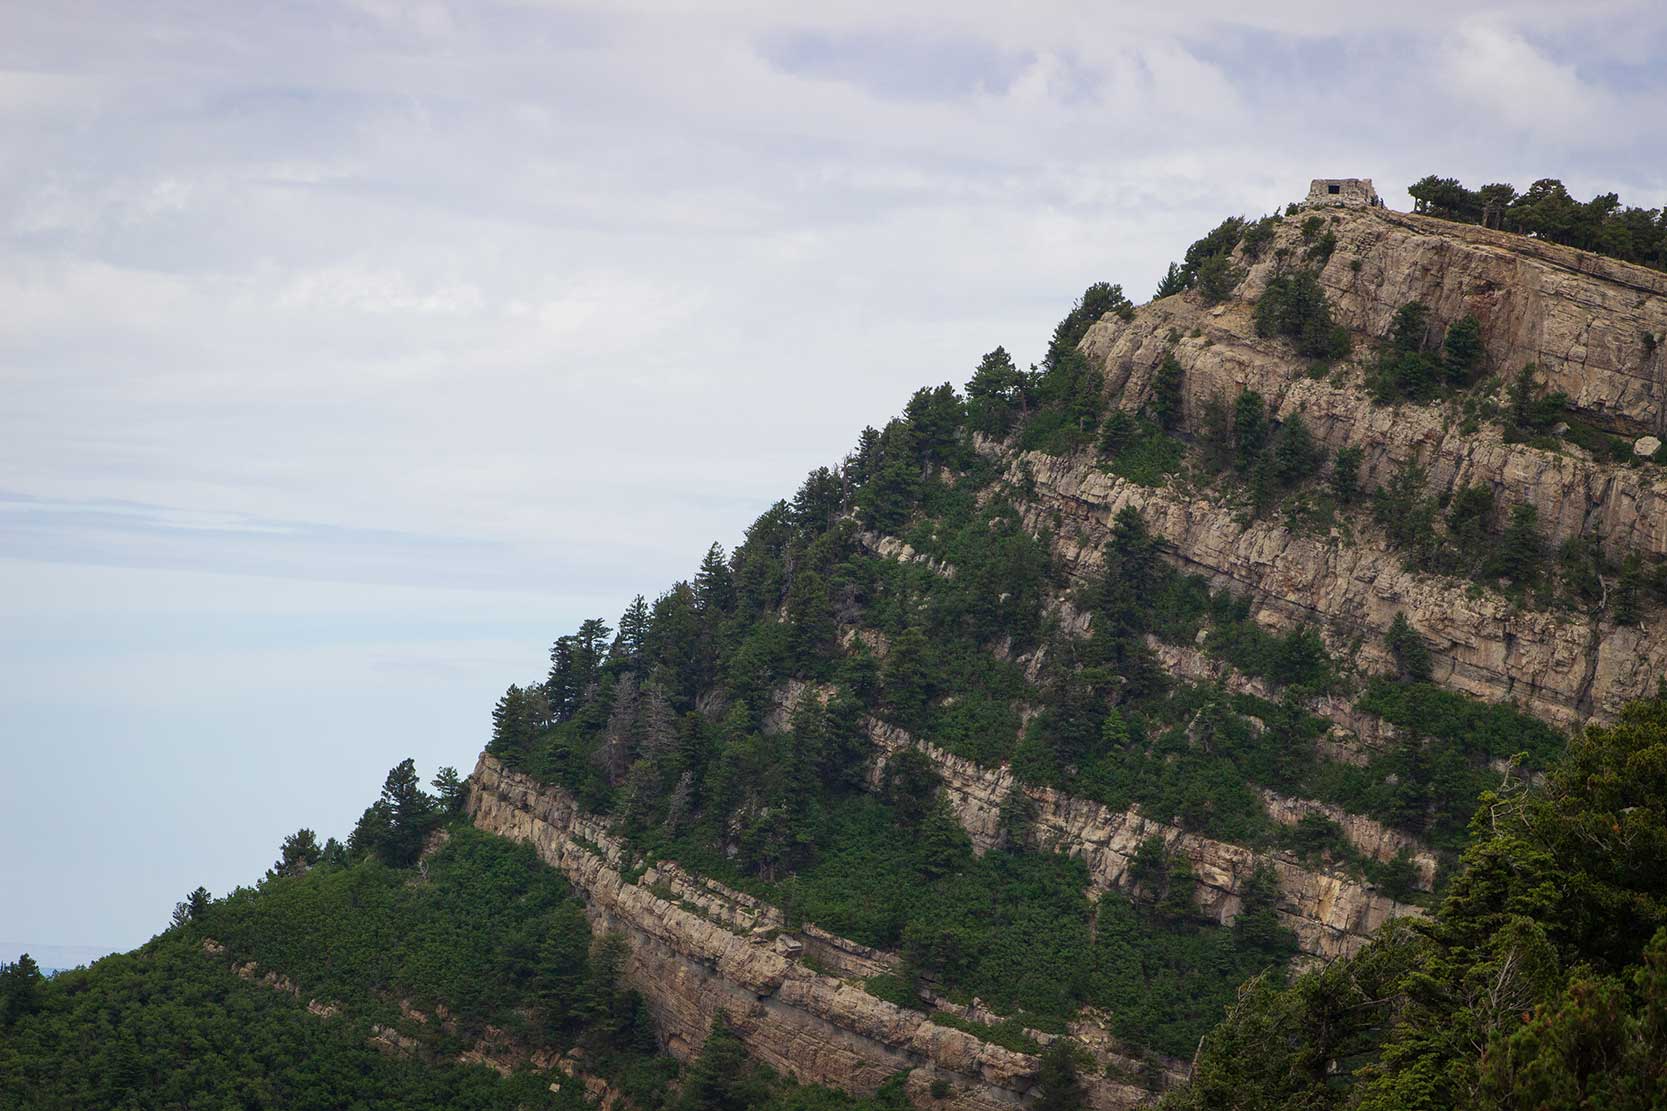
[8,192,1667,1111]
[477,198,1667,1107]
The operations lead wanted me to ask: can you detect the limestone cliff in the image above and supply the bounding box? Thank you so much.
[467,755,1156,1111]
[860,718,1421,960]
[1063,208,1667,727]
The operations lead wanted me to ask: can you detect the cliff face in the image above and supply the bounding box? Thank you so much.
[1066,208,1667,726]
[861,718,1420,960]
[468,754,1156,1111]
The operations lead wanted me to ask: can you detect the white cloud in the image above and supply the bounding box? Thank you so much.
[1441,19,1615,139]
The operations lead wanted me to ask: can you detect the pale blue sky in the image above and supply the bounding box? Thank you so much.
[3,0,1665,960]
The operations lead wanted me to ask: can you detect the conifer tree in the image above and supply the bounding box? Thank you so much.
[269,829,321,879]
[1035,1039,1087,1111]
[1150,352,1185,431]
[696,543,736,613]
[431,766,466,813]
[615,595,650,661]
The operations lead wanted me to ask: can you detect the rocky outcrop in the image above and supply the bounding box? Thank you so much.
[1004,445,1659,730]
[1062,207,1667,726]
[468,754,1154,1111]
[861,721,1420,960]
[1258,791,1438,890]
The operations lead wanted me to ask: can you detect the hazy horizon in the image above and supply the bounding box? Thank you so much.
[4,0,1666,957]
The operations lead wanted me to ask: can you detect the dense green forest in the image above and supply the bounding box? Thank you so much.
[0,768,911,1111]
[1165,692,1667,1110]
[480,209,1625,1064]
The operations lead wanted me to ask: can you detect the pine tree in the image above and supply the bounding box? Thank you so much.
[1232,389,1268,472]
[269,829,321,879]
[694,543,735,616]
[615,595,650,661]
[882,628,934,732]
[598,674,640,787]
[966,346,1024,436]
[1035,1039,1087,1111]
[431,766,466,813]
[1385,612,1433,682]
[637,683,679,764]
[0,953,44,1024]
[375,758,437,866]
[1616,556,1644,625]
[1442,313,1485,382]
[1150,353,1185,431]
[1270,414,1321,486]
[1488,503,1544,584]
[785,570,836,676]
[1330,445,1363,503]
[1153,261,1187,300]
[791,467,843,532]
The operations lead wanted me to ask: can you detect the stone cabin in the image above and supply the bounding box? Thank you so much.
[1304,178,1382,208]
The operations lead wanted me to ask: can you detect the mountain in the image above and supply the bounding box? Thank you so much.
[5,186,1667,1111]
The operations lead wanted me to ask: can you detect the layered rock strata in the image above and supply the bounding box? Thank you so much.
[1064,208,1667,727]
[468,754,1153,1111]
[861,721,1421,960]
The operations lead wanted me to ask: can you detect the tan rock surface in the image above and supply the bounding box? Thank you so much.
[468,755,1154,1111]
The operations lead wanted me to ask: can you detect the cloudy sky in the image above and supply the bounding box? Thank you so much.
[3,1,1665,961]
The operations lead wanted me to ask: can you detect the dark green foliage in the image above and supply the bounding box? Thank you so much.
[1330,445,1363,503]
[270,828,322,879]
[1616,555,1645,625]
[1034,1039,1088,1111]
[1097,408,1134,455]
[0,824,656,1111]
[354,757,441,867]
[1384,613,1432,682]
[1372,303,1492,401]
[433,765,467,813]
[1504,364,1570,440]
[1048,283,1132,367]
[1442,314,1485,382]
[1177,217,1245,289]
[1195,253,1244,304]
[1021,289,1122,455]
[1238,216,1277,260]
[0,954,44,1026]
[677,1013,772,1111]
[1101,414,1185,487]
[1232,390,1268,473]
[1409,174,1667,271]
[1254,270,1351,359]
[1371,301,1442,401]
[966,347,1025,437]
[1167,693,1667,1109]
[1149,353,1185,431]
[1485,503,1544,585]
[1153,262,1186,300]
[1270,414,1323,486]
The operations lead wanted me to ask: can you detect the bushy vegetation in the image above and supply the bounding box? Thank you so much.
[1254,269,1351,359]
[1369,301,1487,401]
[0,773,671,1111]
[1165,692,1667,1110]
[1409,174,1667,271]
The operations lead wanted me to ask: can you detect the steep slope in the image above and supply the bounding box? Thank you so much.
[472,200,1667,1110]
[1074,207,1667,727]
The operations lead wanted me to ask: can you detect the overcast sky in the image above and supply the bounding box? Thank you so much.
[3,1,1665,961]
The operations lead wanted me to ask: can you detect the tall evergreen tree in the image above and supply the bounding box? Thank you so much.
[374,758,437,867]
[615,595,650,662]
[269,829,321,879]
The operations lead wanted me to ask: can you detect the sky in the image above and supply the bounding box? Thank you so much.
[3,1,1666,962]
